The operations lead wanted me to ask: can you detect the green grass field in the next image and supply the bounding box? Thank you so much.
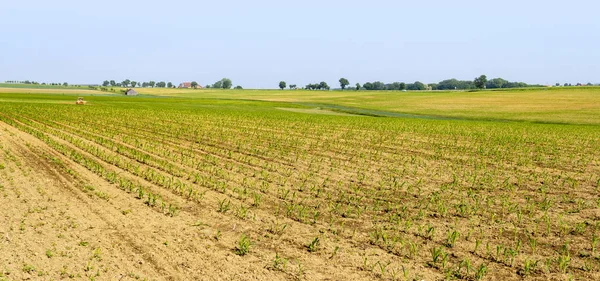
[0,87,598,280]
[0,83,86,89]
[129,86,600,125]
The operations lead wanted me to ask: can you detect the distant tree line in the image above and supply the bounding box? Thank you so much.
[558,82,594,87]
[277,76,551,91]
[431,77,540,90]
[305,82,330,90]
[277,81,297,90]
[4,80,68,86]
[317,75,556,91]
[355,76,545,91]
[102,79,175,88]
[101,78,240,89]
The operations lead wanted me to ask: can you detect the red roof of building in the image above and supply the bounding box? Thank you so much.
[179,82,202,88]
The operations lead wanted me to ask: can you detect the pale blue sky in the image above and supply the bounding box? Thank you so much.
[1,0,598,88]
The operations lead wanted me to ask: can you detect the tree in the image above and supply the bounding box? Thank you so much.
[319,81,329,90]
[102,80,109,87]
[234,85,243,89]
[414,81,425,90]
[149,81,155,88]
[406,81,426,90]
[305,83,319,90]
[63,82,68,86]
[212,80,222,89]
[372,81,385,90]
[121,79,131,87]
[339,78,349,90]
[356,83,361,90]
[167,82,173,88]
[110,80,116,87]
[289,84,297,90]
[388,82,401,90]
[474,75,487,89]
[191,81,198,89]
[279,81,287,90]
[400,82,406,90]
[142,82,149,88]
[486,78,508,89]
[212,78,232,89]
[221,78,232,89]
[131,81,137,87]
[436,79,475,90]
[555,83,560,87]
[156,81,166,88]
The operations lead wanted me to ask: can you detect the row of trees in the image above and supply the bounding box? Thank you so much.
[278,76,516,91]
[278,78,427,91]
[102,80,174,88]
[557,82,594,87]
[277,81,328,90]
[305,82,330,90]
[278,81,297,90]
[101,78,243,89]
[4,80,68,86]
[276,76,557,91]
[342,75,544,91]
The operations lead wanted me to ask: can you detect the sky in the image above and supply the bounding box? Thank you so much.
[1,0,599,88]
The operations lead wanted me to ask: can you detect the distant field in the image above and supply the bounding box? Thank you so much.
[0,89,598,280]
[0,83,83,89]
[5,85,599,125]
[0,87,107,95]
[134,86,600,125]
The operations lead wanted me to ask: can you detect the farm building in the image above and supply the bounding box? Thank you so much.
[125,88,138,96]
[178,82,201,89]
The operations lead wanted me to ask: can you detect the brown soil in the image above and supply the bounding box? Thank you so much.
[0,121,424,280]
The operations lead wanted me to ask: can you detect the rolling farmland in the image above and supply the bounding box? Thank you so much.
[0,89,599,280]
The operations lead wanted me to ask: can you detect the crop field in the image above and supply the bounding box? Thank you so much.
[136,87,600,125]
[0,89,599,280]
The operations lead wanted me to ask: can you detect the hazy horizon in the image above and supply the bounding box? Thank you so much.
[1,0,599,88]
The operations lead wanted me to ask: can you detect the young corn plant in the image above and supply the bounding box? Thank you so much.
[307,237,320,253]
[592,234,598,255]
[235,234,251,256]
[558,254,570,274]
[522,259,538,276]
[272,253,288,272]
[374,261,391,278]
[431,246,443,263]
[329,246,340,259]
[217,199,231,213]
[446,230,460,248]
[475,263,487,280]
